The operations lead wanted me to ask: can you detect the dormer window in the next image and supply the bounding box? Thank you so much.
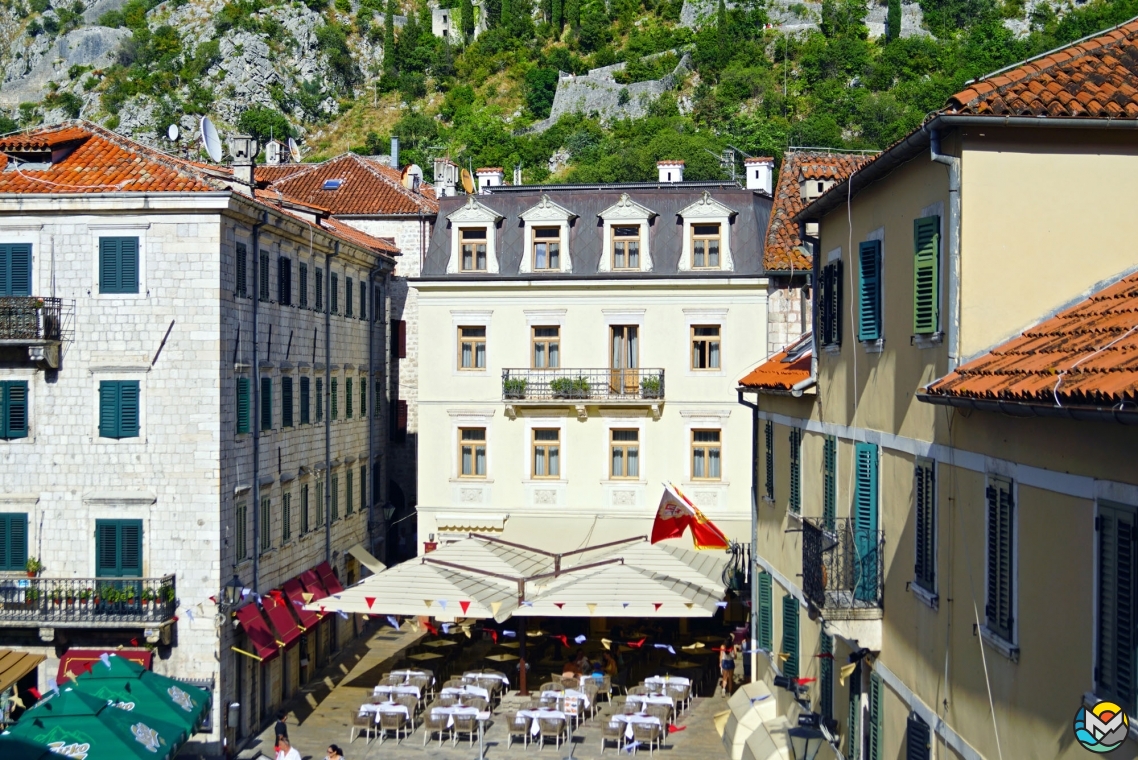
[519,194,576,274]
[692,224,721,269]
[802,179,835,201]
[677,192,736,272]
[612,226,640,270]
[598,194,656,273]
[532,227,561,271]
[460,227,487,272]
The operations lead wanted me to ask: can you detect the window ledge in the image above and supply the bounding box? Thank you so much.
[449,478,495,484]
[911,332,944,349]
[822,344,841,355]
[909,582,939,610]
[979,626,1019,662]
[786,510,803,524]
[861,339,885,354]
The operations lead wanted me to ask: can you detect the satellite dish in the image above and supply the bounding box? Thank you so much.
[460,168,475,194]
[401,164,423,190]
[288,137,301,163]
[200,116,222,163]
[167,124,179,142]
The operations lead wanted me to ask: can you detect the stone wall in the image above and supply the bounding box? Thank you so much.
[680,0,929,38]
[766,276,810,355]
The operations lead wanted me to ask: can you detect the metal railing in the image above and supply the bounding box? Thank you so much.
[501,368,665,402]
[0,575,177,626]
[0,297,65,342]
[802,518,884,612]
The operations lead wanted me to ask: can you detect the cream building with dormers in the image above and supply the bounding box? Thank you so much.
[413,165,774,552]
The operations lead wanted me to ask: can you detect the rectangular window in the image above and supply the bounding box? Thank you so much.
[0,381,28,439]
[331,378,338,421]
[854,443,881,603]
[330,273,339,313]
[823,435,837,529]
[985,476,1015,643]
[95,519,142,577]
[532,428,560,479]
[359,465,367,512]
[820,632,834,722]
[236,377,250,434]
[299,377,310,425]
[789,428,802,514]
[331,475,339,521]
[278,256,292,306]
[346,470,354,515]
[460,228,488,272]
[395,400,408,437]
[235,502,247,561]
[532,326,560,369]
[359,280,367,321]
[281,376,294,428]
[868,671,883,760]
[346,276,354,317]
[374,377,381,418]
[690,325,721,370]
[259,250,269,301]
[235,242,247,297]
[0,513,28,571]
[98,380,140,439]
[0,243,32,296]
[99,237,139,294]
[315,267,323,311]
[857,240,882,342]
[260,377,272,431]
[459,427,487,478]
[764,421,774,500]
[373,284,382,324]
[819,260,843,347]
[913,217,940,335]
[315,378,324,422]
[459,326,487,370]
[610,429,639,479]
[1097,501,1137,713]
[532,226,560,271]
[691,224,721,269]
[612,225,640,270]
[757,571,772,649]
[300,484,310,535]
[691,429,721,480]
[260,496,271,552]
[299,263,308,308]
[359,376,366,417]
[315,481,324,528]
[282,491,292,542]
[781,594,799,680]
[394,319,407,359]
[848,680,862,760]
[346,377,353,419]
[914,459,936,594]
[906,713,931,760]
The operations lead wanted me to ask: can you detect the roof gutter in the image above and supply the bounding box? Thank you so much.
[929,129,962,370]
[916,391,1138,425]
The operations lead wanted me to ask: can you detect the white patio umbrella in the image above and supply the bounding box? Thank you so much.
[518,563,724,617]
[568,539,730,596]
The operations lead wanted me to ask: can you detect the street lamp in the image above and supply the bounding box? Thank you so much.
[223,574,244,609]
[787,726,826,760]
[382,504,397,522]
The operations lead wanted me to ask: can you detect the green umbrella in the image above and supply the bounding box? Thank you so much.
[6,687,187,760]
[0,733,54,760]
[69,654,211,736]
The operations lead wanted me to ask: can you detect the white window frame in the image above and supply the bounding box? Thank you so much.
[519,194,576,274]
[597,194,656,273]
[90,370,148,444]
[522,416,568,483]
[446,197,503,274]
[451,310,493,376]
[677,193,736,272]
[683,308,728,377]
[680,410,732,486]
[448,409,495,482]
[0,369,36,445]
[89,222,150,299]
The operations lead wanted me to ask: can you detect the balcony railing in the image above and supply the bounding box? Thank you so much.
[501,368,665,403]
[802,518,883,616]
[0,297,66,342]
[0,575,177,627]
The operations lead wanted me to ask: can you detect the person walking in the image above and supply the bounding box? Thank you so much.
[273,709,289,747]
[719,637,736,696]
[325,745,345,760]
[275,736,301,760]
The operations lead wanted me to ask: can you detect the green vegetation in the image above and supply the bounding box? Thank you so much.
[237,106,293,142]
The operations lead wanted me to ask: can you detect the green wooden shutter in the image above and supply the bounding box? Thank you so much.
[360,376,366,416]
[913,217,940,334]
[300,377,310,425]
[261,377,272,430]
[282,377,293,427]
[858,240,882,342]
[848,686,861,760]
[236,377,250,434]
[316,378,323,421]
[985,477,1015,641]
[346,470,354,515]
[854,443,880,603]
[1,244,32,296]
[331,378,338,420]
[906,713,931,760]
[119,237,138,293]
[758,571,773,649]
[117,381,139,438]
[868,671,883,760]
[235,502,247,560]
[346,378,353,418]
[346,277,353,317]
[823,261,844,346]
[360,465,367,511]
[820,632,834,721]
[1098,503,1138,712]
[823,435,836,530]
[99,238,138,294]
[1,382,28,439]
[789,428,801,514]
[781,594,799,680]
[236,242,247,297]
[259,251,269,301]
[0,513,28,571]
[764,421,774,500]
[914,460,936,592]
[96,519,142,577]
[360,281,367,320]
[298,263,307,307]
[98,381,120,438]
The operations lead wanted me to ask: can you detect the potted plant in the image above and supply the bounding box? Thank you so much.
[24,588,40,607]
[25,557,43,578]
[550,377,574,398]
[50,589,63,607]
[160,584,175,603]
[640,375,663,399]
[503,377,527,399]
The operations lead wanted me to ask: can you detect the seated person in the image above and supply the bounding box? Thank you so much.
[573,649,591,672]
[562,659,582,677]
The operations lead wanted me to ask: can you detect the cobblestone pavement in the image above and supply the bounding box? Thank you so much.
[247,625,729,760]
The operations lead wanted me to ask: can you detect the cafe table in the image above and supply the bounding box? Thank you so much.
[611,712,663,740]
[423,639,458,649]
[486,653,518,664]
[499,641,521,650]
[408,652,445,663]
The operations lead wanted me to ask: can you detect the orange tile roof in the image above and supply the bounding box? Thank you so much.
[946,18,1138,117]
[254,164,310,183]
[738,334,813,391]
[764,152,872,272]
[260,153,437,216]
[0,125,91,151]
[925,271,1138,407]
[321,217,399,255]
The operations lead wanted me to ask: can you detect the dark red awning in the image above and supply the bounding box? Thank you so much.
[315,561,344,594]
[58,649,151,683]
[282,578,322,629]
[235,603,280,661]
[299,569,329,601]
[262,592,302,647]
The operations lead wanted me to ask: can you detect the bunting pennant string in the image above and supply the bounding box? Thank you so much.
[460,601,471,614]
[337,610,349,620]
[653,603,663,611]
[441,623,454,634]
[622,602,631,609]
[387,615,401,630]
[796,677,817,685]
[365,597,376,609]
[586,603,597,615]
[425,621,439,635]
[627,638,646,649]
[99,653,111,669]
[574,634,587,644]
[438,600,448,610]
[9,695,24,710]
[839,662,858,686]
[185,608,196,624]
[521,601,534,607]
[653,643,676,655]
[601,638,613,650]
[551,634,569,648]
[554,602,565,610]
[502,630,517,638]
[302,592,314,604]
[668,724,687,733]
[28,687,41,700]
[778,652,791,661]
[682,642,705,650]
[490,601,503,615]
[424,600,434,609]
[816,652,834,660]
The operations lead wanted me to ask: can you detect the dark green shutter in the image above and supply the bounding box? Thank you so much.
[0,244,32,296]
[99,381,118,438]
[913,217,940,334]
[764,420,774,500]
[854,443,880,603]
[858,240,882,342]
[236,377,250,434]
[96,519,142,577]
[985,478,1015,641]
[98,381,139,439]
[823,435,837,530]
[360,465,367,511]
[0,513,28,571]
[331,378,338,420]
[282,377,293,427]
[261,377,272,430]
[1,382,28,439]
[331,273,338,313]
[236,242,247,297]
[360,376,366,416]
[914,460,936,592]
[299,263,308,307]
[820,632,834,721]
[99,237,139,294]
[278,257,291,305]
[346,378,353,418]
[789,428,801,514]
[868,672,883,760]
[259,251,269,301]
[316,378,323,421]
[346,470,354,515]
[119,381,139,438]
[315,268,323,310]
[1098,502,1138,712]
[906,713,931,760]
[346,277,353,317]
[300,377,310,425]
[758,571,772,649]
[821,261,844,346]
[781,594,799,680]
[848,686,861,760]
[360,281,367,320]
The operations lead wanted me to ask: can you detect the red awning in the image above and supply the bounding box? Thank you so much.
[262,592,302,647]
[316,561,344,594]
[235,603,280,662]
[299,568,329,601]
[58,649,151,683]
[282,578,322,629]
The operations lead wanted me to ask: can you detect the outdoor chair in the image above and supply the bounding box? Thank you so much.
[452,713,479,747]
[437,694,457,707]
[467,696,489,712]
[538,717,568,751]
[422,711,451,746]
[396,694,419,727]
[611,695,628,710]
[410,675,434,699]
[444,678,465,690]
[385,674,403,686]
[539,693,560,708]
[645,705,671,742]
[540,681,564,692]
[599,675,613,702]
[507,712,533,749]
[628,685,648,696]
[667,683,690,712]
[349,711,376,744]
[561,676,579,688]
[378,711,409,744]
[601,718,625,754]
[632,722,662,755]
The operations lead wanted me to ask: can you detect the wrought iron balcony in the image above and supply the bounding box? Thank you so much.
[802,518,883,618]
[0,297,65,342]
[501,368,665,404]
[0,575,177,628]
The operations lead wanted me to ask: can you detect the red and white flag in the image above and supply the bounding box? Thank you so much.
[651,482,729,549]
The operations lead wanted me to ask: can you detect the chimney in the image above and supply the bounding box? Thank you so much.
[390,136,400,169]
[434,158,457,197]
[265,140,282,166]
[657,160,684,183]
[475,167,503,192]
[229,134,259,191]
[744,156,774,194]
[513,164,523,186]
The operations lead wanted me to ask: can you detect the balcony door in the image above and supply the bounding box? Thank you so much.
[95,519,143,614]
[610,325,639,394]
[0,244,31,296]
[852,443,879,603]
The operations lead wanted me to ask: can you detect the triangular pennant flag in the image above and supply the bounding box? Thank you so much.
[47,678,57,693]
[460,600,471,614]
[441,623,453,634]
[554,602,565,610]
[461,624,473,639]
[716,601,728,608]
[587,603,597,614]
[685,603,694,609]
[839,662,858,686]
[9,695,24,710]
[502,629,516,637]
[185,608,195,623]
[668,724,687,732]
[28,687,40,700]
[778,652,791,661]
[601,638,612,650]
[424,599,434,608]
[438,600,448,610]
[653,603,663,611]
[64,669,76,682]
[575,635,587,644]
[682,642,705,650]
[521,600,534,607]
[338,610,349,620]
[387,615,400,630]
[319,606,326,614]
[490,601,503,615]
[796,677,817,685]
[365,597,376,609]
[816,652,834,660]
[622,602,630,608]
[302,592,314,603]
[99,653,111,669]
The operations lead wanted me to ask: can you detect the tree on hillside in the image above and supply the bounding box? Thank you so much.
[887,0,901,40]
[524,67,559,118]
[564,0,580,30]
[383,0,397,76]
[552,0,563,30]
[461,0,476,36]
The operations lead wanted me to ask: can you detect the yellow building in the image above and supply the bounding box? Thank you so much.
[738,23,1138,760]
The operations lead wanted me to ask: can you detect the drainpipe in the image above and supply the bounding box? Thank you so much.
[930,129,962,371]
[325,243,337,564]
[735,388,760,684]
[250,210,267,593]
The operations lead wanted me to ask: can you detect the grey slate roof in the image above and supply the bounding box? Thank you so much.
[421,183,772,278]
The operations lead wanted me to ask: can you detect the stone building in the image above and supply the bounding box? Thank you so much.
[0,122,396,754]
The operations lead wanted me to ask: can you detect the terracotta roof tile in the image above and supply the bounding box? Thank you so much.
[260,153,437,216]
[763,152,873,271]
[925,271,1138,407]
[946,18,1138,117]
[738,334,813,391]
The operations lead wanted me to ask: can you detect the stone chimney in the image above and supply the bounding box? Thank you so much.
[434,158,458,197]
[744,156,774,194]
[476,167,504,192]
[228,134,258,192]
[657,160,684,183]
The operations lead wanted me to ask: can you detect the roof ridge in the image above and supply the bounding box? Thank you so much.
[350,153,436,207]
[68,119,228,191]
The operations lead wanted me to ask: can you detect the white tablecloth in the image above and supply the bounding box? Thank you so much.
[517,708,567,736]
[464,671,509,685]
[359,703,410,722]
[541,689,591,710]
[442,685,490,700]
[613,713,662,739]
[391,669,435,683]
[431,705,481,728]
[645,675,690,687]
[374,684,421,698]
[627,694,674,708]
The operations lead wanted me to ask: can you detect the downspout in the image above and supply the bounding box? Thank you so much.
[735,388,760,684]
[250,210,267,593]
[325,242,337,564]
[930,129,962,370]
